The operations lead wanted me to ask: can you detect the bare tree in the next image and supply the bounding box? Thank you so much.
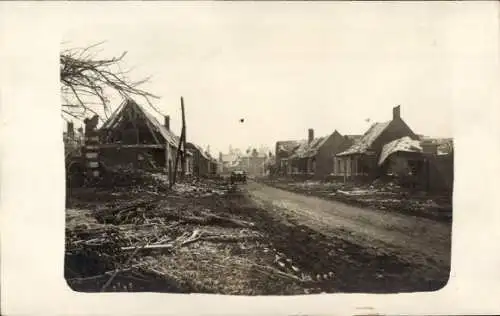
[60,41,160,122]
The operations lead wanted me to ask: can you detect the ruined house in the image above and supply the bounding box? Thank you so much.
[274,140,307,176]
[378,136,454,192]
[334,105,418,180]
[96,98,193,176]
[208,157,220,176]
[186,142,214,178]
[286,129,357,179]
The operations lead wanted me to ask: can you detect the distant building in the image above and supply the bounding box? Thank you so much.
[219,152,242,174]
[240,152,267,177]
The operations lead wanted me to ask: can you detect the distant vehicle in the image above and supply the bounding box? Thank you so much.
[230,170,247,184]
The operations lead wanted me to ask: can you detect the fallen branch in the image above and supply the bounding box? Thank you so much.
[179,229,204,247]
[166,214,255,229]
[120,231,263,252]
[201,235,264,243]
[121,243,174,251]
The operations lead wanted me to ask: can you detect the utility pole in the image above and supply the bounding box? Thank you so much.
[171,97,187,188]
[180,96,187,179]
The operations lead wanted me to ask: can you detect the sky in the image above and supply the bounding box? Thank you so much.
[61,2,457,156]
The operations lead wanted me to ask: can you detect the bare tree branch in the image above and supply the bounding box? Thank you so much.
[61,42,161,122]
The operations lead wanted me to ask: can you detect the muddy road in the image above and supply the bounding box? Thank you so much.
[240,181,452,293]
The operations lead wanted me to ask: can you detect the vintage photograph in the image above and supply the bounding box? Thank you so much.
[63,6,453,295]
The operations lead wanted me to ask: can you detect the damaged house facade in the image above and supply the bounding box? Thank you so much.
[186,142,219,178]
[330,105,453,193]
[333,105,418,180]
[94,98,193,177]
[286,129,358,180]
[378,136,454,192]
[274,140,306,176]
[272,104,453,193]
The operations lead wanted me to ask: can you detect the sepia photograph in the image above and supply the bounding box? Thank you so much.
[4,1,500,315]
[61,4,455,296]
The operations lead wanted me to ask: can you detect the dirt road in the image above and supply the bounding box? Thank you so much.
[245,181,452,292]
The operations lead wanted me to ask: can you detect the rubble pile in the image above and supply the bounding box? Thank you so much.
[95,166,170,190]
[65,225,129,278]
[65,175,280,293]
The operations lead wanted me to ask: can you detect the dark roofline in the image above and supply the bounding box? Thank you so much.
[101,98,183,149]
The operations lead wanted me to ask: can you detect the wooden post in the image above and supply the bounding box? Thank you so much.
[170,97,187,187]
[181,97,187,149]
[168,158,173,186]
[343,158,347,183]
[171,131,183,188]
[180,97,187,179]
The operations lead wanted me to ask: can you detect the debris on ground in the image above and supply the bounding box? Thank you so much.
[261,178,452,222]
[66,170,448,294]
[66,172,309,294]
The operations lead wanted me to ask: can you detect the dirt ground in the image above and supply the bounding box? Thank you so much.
[261,178,453,223]
[65,177,451,295]
[246,181,451,292]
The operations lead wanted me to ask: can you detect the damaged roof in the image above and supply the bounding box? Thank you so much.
[279,131,345,160]
[337,121,391,156]
[378,136,423,166]
[188,142,211,160]
[276,140,307,154]
[101,98,182,149]
[289,137,327,159]
[420,137,454,155]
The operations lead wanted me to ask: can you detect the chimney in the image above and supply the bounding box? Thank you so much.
[67,121,74,139]
[308,128,314,143]
[164,115,170,131]
[393,105,401,120]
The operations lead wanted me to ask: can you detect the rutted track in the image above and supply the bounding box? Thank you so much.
[241,181,451,292]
